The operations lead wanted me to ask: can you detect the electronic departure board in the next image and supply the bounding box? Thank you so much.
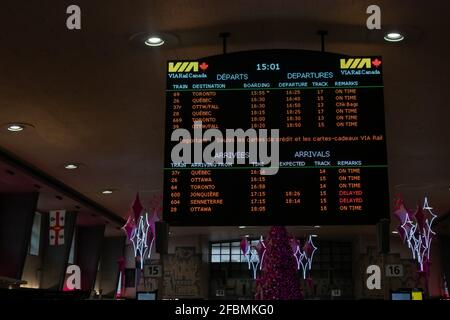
[163,50,389,226]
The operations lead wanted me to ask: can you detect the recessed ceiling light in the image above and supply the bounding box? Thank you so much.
[144,36,165,47]
[314,225,321,228]
[238,226,246,229]
[7,124,25,132]
[384,32,404,42]
[244,234,250,238]
[64,163,79,170]
[101,189,114,195]
[129,32,178,49]
[392,230,399,234]
[311,234,318,238]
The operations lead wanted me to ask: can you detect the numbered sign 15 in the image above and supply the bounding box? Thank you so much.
[144,265,162,277]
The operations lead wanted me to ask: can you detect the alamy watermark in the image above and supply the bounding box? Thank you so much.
[366,5,381,30]
[171,121,280,175]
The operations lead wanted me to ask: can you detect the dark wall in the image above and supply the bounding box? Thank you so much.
[76,225,105,292]
[40,211,77,290]
[99,236,125,297]
[0,193,39,279]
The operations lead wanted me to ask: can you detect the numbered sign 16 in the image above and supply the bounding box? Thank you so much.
[385,264,403,277]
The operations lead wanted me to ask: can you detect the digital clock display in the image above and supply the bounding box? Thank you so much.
[256,63,280,71]
[163,50,389,226]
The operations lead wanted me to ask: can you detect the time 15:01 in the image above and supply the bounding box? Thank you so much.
[256,63,280,71]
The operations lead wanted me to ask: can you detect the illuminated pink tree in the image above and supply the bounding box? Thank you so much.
[256,226,302,300]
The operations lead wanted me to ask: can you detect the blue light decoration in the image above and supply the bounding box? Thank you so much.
[256,236,266,270]
[242,234,318,280]
[394,196,437,273]
[291,236,318,279]
[146,210,159,258]
[241,238,255,279]
[248,246,260,279]
[122,194,161,270]
[241,237,266,279]
[393,196,438,293]
[130,213,151,270]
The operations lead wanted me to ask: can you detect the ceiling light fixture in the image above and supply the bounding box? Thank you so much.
[392,230,399,234]
[384,32,404,42]
[238,226,246,229]
[314,225,321,228]
[64,163,79,170]
[7,124,25,132]
[101,190,114,195]
[311,234,318,238]
[129,32,178,49]
[144,36,165,47]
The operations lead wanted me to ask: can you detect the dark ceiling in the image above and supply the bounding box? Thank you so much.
[0,0,449,233]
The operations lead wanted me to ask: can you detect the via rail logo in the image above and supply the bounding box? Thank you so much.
[340,57,382,75]
[168,61,209,73]
[340,58,382,69]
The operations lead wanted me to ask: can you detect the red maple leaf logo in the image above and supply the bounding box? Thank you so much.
[199,62,209,71]
[372,58,382,68]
